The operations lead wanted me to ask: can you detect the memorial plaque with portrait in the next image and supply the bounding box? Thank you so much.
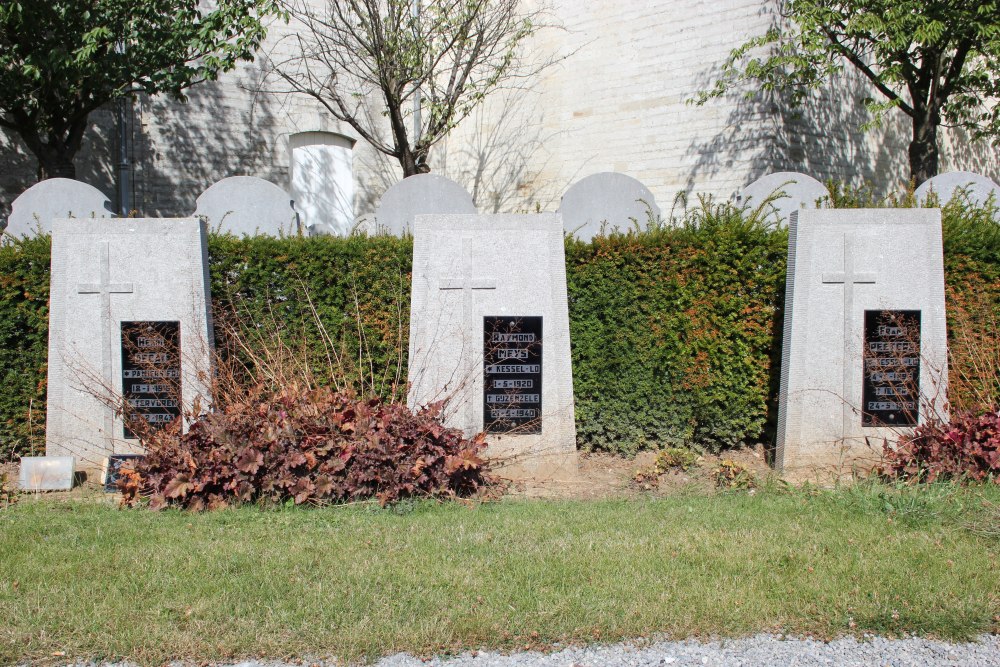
[483,316,542,434]
[120,321,182,438]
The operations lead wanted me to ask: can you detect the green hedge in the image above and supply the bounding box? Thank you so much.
[207,234,412,401]
[0,236,50,459]
[2,198,998,459]
[565,204,787,454]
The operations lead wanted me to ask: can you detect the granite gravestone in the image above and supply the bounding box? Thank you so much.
[408,214,576,478]
[914,171,1000,209]
[737,172,829,226]
[103,453,145,492]
[18,456,75,491]
[374,174,477,236]
[776,209,947,480]
[194,176,300,237]
[45,218,214,475]
[558,172,660,241]
[4,179,114,239]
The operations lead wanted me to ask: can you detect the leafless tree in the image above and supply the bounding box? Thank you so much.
[263,0,555,177]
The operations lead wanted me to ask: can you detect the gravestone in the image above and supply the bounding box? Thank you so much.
[18,456,75,491]
[103,453,145,492]
[408,213,576,478]
[374,174,477,236]
[45,218,214,475]
[776,209,947,480]
[194,176,300,237]
[4,179,114,239]
[559,172,660,241]
[737,172,829,226]
[914,171,1000,208]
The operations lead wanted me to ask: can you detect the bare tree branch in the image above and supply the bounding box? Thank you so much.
[260,0,560,177]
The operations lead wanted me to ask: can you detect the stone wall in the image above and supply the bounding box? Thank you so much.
[1,1,997,223]
[437,0,999,213]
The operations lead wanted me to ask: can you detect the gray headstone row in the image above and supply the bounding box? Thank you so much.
[3,176,301,240]
[5,171,998,242]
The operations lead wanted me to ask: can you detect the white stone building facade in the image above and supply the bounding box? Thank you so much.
[1,1,997,226]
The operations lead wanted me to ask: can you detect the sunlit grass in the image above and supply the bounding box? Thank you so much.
[1,483,998,665]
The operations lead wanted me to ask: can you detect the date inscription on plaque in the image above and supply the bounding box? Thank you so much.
[121,321,182,439]
[483,316,542,434]
[862,310,920,427]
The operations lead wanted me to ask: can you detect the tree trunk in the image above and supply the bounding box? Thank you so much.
[908,114,939,186]
[398,146,431,177]
[37,150,77,181]
[399,150,420,177]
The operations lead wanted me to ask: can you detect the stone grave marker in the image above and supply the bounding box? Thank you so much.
[374,174,477,236]
[45,218,213,475]
[4,179,114,239]
[737,172,829,226]
[408,213,576,478]
[194,176,300,237]
[914,171,1000,209]
[776,209,947,480]
[558,172,660,241]
[18,456,75,491]
[102,453,145,492]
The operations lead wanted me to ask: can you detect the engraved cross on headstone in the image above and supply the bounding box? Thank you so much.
[822,233,876,436]
[439,233,497,331]
[77,242,134,442]
[439,233,496,428]
[440,234,497,295]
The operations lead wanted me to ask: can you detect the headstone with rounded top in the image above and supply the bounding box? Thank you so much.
[558,172,660,241]
[914,171,1000,208]
[737,172,829,226]
[4,179,114,239]
[374,174,476,236]
[194,176,300,237]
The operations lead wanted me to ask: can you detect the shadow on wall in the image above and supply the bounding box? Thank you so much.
[131,62,284,217]
[437,88,575,214]
[682,0,914,197]
[0,109,117,223]
[684,2,998,197]
[940,128,1000,183]
[353,102,403,220]
[685,68,911,197]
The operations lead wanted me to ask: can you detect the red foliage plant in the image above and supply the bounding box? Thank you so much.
[120,385,494,510]
[883,408,1000,484]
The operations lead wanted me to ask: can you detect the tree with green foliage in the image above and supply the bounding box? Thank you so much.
[0,0,283,180]
[694,0,1000,184]
[265,0,551,177]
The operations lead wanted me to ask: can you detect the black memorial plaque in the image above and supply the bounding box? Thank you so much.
[104,454,145,492]
[862,310,920,427]
[120,321,182,439]
[483,316,542,434]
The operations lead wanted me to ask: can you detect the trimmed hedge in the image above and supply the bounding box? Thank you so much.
[208,234,412,401]
[0,236,50,459]
[2,198,999,459]
[565,203,787,453]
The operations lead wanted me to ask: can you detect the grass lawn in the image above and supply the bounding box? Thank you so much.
[1,483,998,665]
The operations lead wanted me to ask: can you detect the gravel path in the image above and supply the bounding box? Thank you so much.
[367,634,1000,667]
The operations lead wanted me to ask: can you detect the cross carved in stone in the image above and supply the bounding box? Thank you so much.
[440,234,497,293]
[822,233,876,436]
[439,233,497,328]
[438,233,496,428]
[77,242,134,442]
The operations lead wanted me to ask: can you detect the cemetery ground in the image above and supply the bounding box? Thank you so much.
[1,470,999,665]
